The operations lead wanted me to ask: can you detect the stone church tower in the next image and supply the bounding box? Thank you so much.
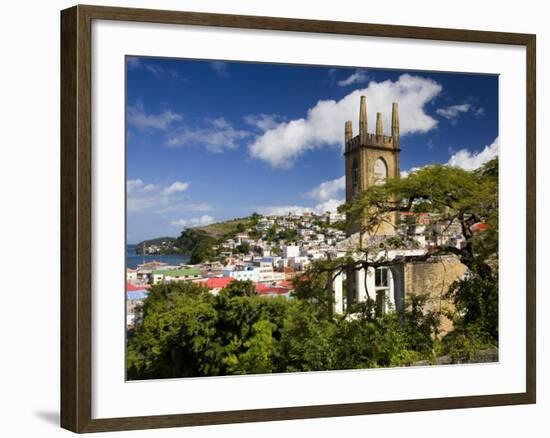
[344,96,400,236]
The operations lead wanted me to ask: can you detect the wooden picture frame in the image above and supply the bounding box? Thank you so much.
[60,4,536,433]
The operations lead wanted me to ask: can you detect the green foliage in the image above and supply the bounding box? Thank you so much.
[277,227,298,242]
[446,275,498,340]
[235,241,251,254]
[440,274,499,360]
[190,240,216,264]
[263,225,298,243]
[279,303,337,372]
[221,280,256,298]
[224,319,277,374]
[292,271,330,305]
[339,159,499,277]
[333,296,439,369]
[127,161,500,378]
[335,159,499,363]
[128,280,443,379]
[127,281,294,379]
[249,212,261,227]
[169,216,256,262]
[265,225,278,242]
[173,228,217,263]
[440,324,495,362]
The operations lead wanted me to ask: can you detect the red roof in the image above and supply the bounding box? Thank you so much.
[471,222,490,232]
[200,277,235,289]
[126,282,150,291]
[255,283,269,292]
[256,283,291,295]
[278,279,294,289]
[257,287,291,295]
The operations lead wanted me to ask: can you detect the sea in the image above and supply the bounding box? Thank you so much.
[126,244,190,269]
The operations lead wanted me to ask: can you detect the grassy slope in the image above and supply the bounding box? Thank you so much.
[191,217,250,239]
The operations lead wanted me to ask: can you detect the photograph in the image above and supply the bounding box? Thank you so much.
[124,57,499,380]
[0,0,542,435]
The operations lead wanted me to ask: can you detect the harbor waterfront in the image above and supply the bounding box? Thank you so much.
[126,244,190,269]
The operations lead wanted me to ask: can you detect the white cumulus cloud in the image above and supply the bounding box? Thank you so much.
[447,137,499,170]
[257,205,313,216]
[258,200,343,216]
[243,114,284,131]
[126,178,144,193]
[127,179,194,212]
[400,137,499,176]
[127,102,182,131]
[436,103,472,122]
[171,214,215,228]
[249,74,442,168]
[167,118,249,153]
[308,176,345,202]
[314,198,343,214]
[259,176,347,217]
[400,167,421,178]
[338,69,370,87]
[161,181,190,196]
[210,61,229,77]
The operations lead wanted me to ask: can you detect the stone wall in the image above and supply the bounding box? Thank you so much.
[344,142,400,236]
[410,348,498,366]
[404,255,468,333]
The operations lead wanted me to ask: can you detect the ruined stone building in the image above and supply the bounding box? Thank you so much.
[333,96,467,330]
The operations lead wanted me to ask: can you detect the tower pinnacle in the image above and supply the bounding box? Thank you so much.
[359,96,367,144]
[376,112,383,136]
[391,102,400,147]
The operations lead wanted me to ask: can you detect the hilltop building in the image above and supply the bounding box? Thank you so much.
[344,96,400,236]
[336,97,467,329]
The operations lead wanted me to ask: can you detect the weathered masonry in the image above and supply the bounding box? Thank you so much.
[344,96,400,236]
[337,97,467,325]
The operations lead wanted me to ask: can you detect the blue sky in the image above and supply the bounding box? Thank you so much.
[126,56,498,243]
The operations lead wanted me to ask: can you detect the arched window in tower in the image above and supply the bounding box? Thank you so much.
[373,157,388,185]
[352,159,359,194]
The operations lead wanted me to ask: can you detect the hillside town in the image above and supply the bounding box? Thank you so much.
[126,209,469,330]
[125,91,499,378]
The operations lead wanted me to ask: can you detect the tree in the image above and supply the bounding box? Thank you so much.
[223,319,277,374]
[235,241,251,254]
[127,160,500,379]
[292,254,355,321]
[278,228,298,242]
[279,302,337,372]
[127,281,294,379]
[126,282,221,378]
[127,280,444,378]
[249,212,261,226]
[298,160,499,346]
[236,222,247,233]
[190,238,215,264]
[175,229,214,253]
[339,159,498,281]
[220,279,256,298]
[266,225,277,242]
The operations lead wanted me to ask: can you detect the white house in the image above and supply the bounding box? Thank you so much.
[283,244,300,258]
